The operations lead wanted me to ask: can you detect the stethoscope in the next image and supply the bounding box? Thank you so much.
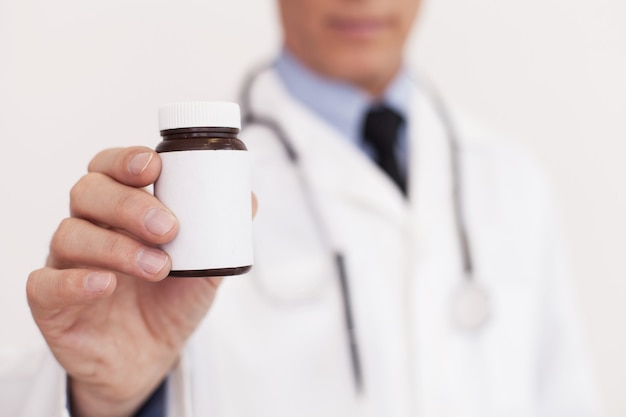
[239,64,491,394]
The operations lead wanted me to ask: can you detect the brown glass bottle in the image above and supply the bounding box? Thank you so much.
[154,102,253,277]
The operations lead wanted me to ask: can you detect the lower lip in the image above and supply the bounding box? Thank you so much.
[328,20,388,39]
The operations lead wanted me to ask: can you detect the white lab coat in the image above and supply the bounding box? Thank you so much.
[0,67,597,417]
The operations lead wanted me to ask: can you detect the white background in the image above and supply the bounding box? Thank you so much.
[1,0,624,414]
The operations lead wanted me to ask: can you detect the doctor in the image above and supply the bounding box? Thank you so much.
[11,0,597,416]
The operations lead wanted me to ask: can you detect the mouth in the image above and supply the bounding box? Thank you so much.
[327,16,392,39]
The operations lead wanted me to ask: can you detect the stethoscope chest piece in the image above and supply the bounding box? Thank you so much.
[451,281,491,331]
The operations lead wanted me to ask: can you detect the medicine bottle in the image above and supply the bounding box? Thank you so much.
[155,101,253,277]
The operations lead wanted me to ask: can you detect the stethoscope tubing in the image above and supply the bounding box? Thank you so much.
[416,78,475,279]
[239,64,487,395]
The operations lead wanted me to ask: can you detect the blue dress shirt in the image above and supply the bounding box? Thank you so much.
[274,49,413,176]
[132,379,167,416]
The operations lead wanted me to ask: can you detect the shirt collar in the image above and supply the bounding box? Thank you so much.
[274,48,412,147]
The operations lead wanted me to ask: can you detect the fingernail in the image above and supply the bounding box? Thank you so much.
[136,248,169,275]
[86,272,112,293]
[129,152,153,176]
[144,208,177,236]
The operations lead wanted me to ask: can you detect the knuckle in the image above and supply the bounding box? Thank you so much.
[26,268,58,308]
[87,150,103,172]
[70,174,89,200]
[26,270,42,303]
[50,218,77,260]
[99,233,129,263]
[69,173,97,214]
[88,148,117,173]
[113,189,145,220]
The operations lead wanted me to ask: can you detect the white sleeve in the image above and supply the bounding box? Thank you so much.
[0,343,196,417]
[0,344,69,417]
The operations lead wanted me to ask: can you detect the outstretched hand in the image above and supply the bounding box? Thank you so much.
[27,147,257,417]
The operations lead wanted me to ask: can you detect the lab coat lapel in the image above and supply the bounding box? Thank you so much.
[407,82,458,271]
[249,69,408,233]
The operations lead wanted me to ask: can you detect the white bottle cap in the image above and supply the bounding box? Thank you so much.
[159,101,241,131]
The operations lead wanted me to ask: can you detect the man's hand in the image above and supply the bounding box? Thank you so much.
[27,147,257,417]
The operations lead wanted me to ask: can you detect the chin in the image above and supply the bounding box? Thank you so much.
[322,50,400,92]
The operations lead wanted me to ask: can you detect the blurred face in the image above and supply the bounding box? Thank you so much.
[278,0,421,96]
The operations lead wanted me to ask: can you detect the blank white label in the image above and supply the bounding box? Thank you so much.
[155,150,253,272]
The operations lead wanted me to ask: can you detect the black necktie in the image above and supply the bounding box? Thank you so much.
[362,105,407,195]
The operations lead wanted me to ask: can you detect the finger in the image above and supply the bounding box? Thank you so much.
[252,192,258,218]
[70,173,178,244]
[88,147,161,188]
[49,218,171,281]
[27,267,117,321]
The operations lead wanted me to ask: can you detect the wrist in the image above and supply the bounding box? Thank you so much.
[68,377,161,417]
